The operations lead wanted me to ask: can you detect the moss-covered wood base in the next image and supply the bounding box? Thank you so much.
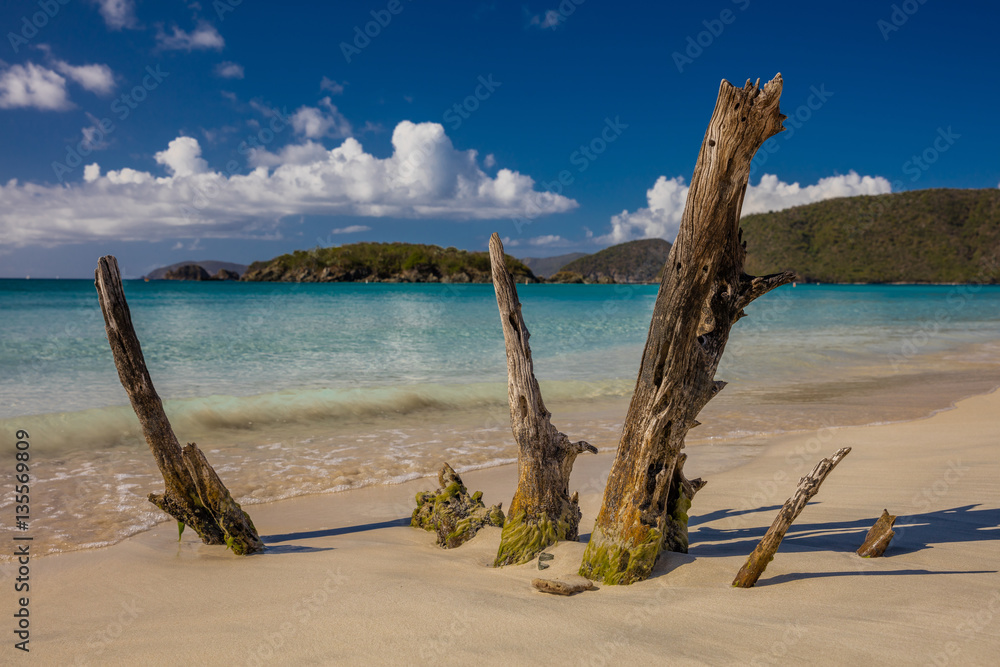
[578,525,663,585]
[411,463,504,548]
[579,482,696,585]
[493,502,581,567]
[147,443,263,555]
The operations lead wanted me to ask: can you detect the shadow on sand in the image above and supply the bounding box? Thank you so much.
[689,503,999,558]
[676,503,1000,583]
[262,517,412,547]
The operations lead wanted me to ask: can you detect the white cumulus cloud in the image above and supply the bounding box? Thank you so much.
[0,121,577,247]
[80,113,111,151]
[290,97,352,139]
[53,60,115,95]
[602,171,892,244]
[530,10,562,29]
[331,225,372,234]
[247,140,331,168]
[320,77,345,95]
[94,0,138,30]
[214,61,244,79]
[156,21,225,51]
[154,136,209,177]
[529,234,566,246]
[0,63,70,110]
[743,172,893,215]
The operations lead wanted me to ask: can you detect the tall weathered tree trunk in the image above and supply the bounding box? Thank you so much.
[95,256,264,555]
[579,74,793,585]
[489,234,597,566]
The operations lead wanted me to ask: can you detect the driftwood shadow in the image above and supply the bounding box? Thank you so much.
[263,517,411,544]
[754,568,997,587]
[689,504,1000,558]
[263,544,335,555]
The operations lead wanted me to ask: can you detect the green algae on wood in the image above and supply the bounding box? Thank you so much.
[494,509,578,567]
[578,525,664,586]
[411,463,504,548]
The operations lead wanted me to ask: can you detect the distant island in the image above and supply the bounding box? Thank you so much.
[145,260,248,280]
[242,242,537,283]
[144,188,1000,285]
[521,252,588,278]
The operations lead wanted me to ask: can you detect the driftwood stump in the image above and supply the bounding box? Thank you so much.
[733,447,851,588]
[411,463,505,548]
[95,256,263,555]
[579,74,793,585]
[489,234,598,566]
[856,509,896,558]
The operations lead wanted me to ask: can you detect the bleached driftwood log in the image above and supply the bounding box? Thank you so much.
[95,256,263,555]
[856,509,896,558]
[732,447,851,587]
[489,234,597,566]
[579,74,793,585]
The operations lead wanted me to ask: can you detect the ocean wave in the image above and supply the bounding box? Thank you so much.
[2,378,634,452]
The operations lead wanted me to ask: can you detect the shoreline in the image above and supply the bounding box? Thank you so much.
[5,277,1000,286]
[4,365,998,561]
[15,387,999,663]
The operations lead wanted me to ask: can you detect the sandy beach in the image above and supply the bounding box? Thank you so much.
[11,388,996,665]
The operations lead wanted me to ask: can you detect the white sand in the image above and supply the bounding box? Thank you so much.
[13,390,1000,665]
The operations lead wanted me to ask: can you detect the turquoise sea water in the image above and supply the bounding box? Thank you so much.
[1,279,999,554]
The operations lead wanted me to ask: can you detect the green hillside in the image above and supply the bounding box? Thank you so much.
[557,238,672,283]
[742,189,1000,283]
[242,242,537,283]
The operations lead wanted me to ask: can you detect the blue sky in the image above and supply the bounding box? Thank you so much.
[1,0,997,278]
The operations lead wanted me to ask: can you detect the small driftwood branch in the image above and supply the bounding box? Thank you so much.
[489,234,597,567]
[95,255,263,555]
[532,576,595,596]
[856,509,896,558]
[732,447,851,588]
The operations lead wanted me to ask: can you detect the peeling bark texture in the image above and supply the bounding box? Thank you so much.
[733,447,851,588]
[579,74,794,585]
[856,509,896,558]
[489,234,598,566]
[532,576,595,596]
[411,463,505,548]
[95,255,264,555]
